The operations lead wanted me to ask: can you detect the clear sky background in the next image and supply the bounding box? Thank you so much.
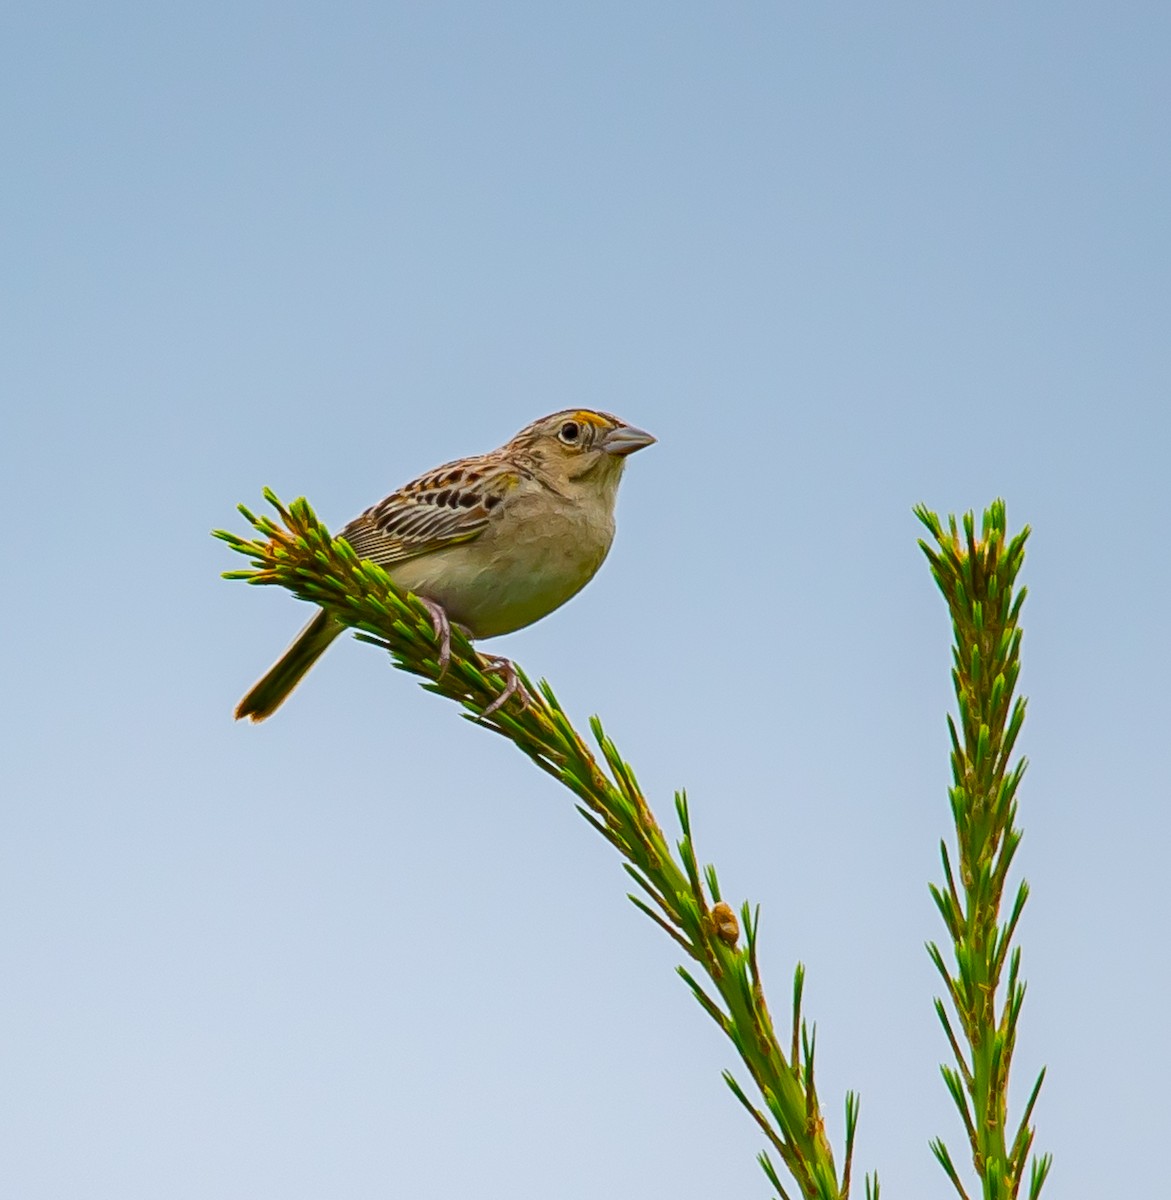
[3,4,1168,1197]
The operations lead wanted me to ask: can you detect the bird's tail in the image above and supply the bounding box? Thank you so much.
[235,609,344,722]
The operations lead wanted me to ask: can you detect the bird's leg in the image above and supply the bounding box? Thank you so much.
[477,654,531,719]
[415,597,526,716]
[417,596,452,677]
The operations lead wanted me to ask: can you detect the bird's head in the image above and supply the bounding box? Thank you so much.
[506,409,656,490]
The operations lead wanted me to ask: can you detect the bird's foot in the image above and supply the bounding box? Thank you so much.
[415,598,527,717]
[477,654,531,719]
[418,596,452,677]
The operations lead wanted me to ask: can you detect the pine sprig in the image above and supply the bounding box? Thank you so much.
[215,491,867,1200]
[916,500,1050,1200]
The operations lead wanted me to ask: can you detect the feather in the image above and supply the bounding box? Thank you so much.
[338,457,522,567]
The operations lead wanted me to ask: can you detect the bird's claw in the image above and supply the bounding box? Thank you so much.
[477,654,531,719]
[418,596,452,677]
[416,598,527,717]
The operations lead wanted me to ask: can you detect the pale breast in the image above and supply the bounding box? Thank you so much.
[385,483,617,639]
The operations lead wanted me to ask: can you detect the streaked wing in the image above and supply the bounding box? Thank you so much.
[339,454,517,567]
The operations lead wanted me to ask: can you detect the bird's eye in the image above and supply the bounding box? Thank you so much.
[558,421,581,444]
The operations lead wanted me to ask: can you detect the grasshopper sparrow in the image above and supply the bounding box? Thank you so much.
[235,409,656,722]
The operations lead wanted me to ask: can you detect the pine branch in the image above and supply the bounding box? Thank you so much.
[215,491,870,1200]
[916,500,1049,1199]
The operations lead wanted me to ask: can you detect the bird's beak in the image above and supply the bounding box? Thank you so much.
[602,424,656,457]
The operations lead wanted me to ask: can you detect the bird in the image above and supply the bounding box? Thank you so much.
[235,408,656,722]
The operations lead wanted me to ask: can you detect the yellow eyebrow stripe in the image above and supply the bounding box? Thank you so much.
[573,410,610,429]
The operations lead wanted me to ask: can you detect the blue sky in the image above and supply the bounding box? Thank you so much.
[3,4,1168,1197]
